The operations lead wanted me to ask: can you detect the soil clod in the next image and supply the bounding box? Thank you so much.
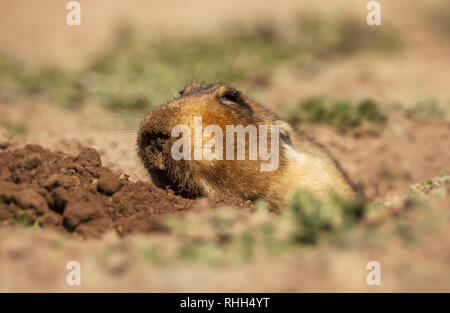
[0,145,253,238]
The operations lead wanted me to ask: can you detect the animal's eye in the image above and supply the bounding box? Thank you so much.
[178,89,184,96]
[220,91,240,103]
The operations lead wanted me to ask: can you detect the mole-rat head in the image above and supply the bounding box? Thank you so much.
[137,81,290,198]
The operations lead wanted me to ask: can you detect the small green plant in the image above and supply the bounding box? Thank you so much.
[295,16,401,57]
[178,242,222,264]
[240,232,255,261]
[285,97,386,127]
[288,189,366,244]
[52,238,65,250]
[1,119,27,136]
[405,98,448,120]
[13,210,32,226]
[0,53,75,105]
[138,246,158,263]
[254,199,268,212]
[32,220,40,229]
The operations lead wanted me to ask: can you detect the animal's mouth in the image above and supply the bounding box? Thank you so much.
[139,130,203,199]
[138,130,195,198]
[139,131,177,192]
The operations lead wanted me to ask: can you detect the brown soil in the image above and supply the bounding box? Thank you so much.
[0,144,253,239]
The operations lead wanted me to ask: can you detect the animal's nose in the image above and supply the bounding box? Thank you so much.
[142,132,169,154]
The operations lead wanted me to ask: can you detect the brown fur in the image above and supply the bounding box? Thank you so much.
[137,81,359,210]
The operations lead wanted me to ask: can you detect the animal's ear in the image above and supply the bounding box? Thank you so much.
[274,120,293,144]
[216,85,242,104]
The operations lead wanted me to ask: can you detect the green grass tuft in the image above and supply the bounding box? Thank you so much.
[289,189,366,244]
[178,242,222,264]
[138,246,158,263]
[0,119,28,136]
[405,98,449,121]
[285,97,386,127]
[13,210,38,227]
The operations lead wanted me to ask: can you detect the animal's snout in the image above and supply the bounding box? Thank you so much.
[141,132,170,154]
[138,130,170,171]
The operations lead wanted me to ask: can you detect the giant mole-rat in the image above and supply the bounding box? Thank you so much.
[137,81,359,210]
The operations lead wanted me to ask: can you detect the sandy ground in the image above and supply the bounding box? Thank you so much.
[1,0,450,292]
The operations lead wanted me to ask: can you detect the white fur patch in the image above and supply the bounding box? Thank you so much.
[283,143,306,164]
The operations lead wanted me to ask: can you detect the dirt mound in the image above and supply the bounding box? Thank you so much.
[0,145,253,238]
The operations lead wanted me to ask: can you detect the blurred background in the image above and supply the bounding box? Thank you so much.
[1,0,450,292]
